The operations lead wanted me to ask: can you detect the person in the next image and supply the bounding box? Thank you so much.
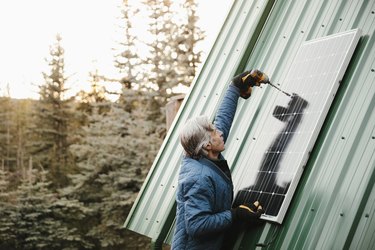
[171,69,269,250]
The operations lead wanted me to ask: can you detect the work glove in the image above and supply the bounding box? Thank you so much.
[231,69,270,99]
[231,201,265,225]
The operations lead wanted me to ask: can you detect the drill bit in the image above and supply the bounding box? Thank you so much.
[268,82,291,97]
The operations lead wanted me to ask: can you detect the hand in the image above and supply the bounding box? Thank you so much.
[250,69,270,86]
[231,201,265,224]
[231,70,254,99]
[231,69,270,99]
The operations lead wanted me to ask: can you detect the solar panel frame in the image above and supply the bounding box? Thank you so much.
[232,29,362,224]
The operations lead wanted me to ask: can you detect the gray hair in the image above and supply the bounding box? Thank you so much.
[179,115,214,159]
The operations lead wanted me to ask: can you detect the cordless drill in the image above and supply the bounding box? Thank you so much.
[243,70,291,97]
[232,69,270,99]
[242,69,270,86]
[232,69,290,98]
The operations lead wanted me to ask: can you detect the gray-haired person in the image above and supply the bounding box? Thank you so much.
[171,70,269,250]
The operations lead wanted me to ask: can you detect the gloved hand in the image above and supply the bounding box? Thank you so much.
[249,69,270,85]
[231,201,265,224]
[231,69,270,99]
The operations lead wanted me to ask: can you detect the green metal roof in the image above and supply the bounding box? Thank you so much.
[125,0,375,248]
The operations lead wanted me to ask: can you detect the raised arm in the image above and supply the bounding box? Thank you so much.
[214,85,240,143]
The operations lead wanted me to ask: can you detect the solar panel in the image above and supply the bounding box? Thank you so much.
[232,29,362,224]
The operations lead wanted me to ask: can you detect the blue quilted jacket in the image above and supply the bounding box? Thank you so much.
[171,85,240,250]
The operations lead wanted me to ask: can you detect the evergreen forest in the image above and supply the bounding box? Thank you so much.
[0,0,204,249]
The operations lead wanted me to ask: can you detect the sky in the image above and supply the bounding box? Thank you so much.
[0,0,233,99]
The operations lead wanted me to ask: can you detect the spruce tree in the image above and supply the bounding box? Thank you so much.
[0,95,35,188]
[174,0,205,88]
[141,0,204,99]
[15,161,93,249]
[76,69,109,124]
[0,161,18,249]
[114,0,141,95]
[14,100,34,179]
[0,88,14,171]
[30,34,74,188]
[142,0,180,101]
[68,101,162,249]
[15,162,55,249]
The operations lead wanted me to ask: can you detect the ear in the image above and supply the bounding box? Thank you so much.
[204,142,212,150]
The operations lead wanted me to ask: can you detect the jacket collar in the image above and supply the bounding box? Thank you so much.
[198,156,233,185]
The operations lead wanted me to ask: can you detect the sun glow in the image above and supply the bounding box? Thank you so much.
[0,0,233,99]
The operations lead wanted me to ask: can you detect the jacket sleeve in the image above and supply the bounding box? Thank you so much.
[214,84,240,143]
[184,174,232,238]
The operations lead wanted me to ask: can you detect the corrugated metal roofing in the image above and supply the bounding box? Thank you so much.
[125,0,375,248]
